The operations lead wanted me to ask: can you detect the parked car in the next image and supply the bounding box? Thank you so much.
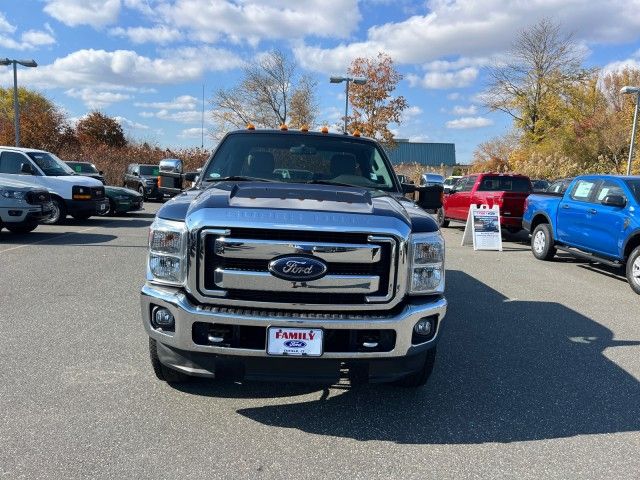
[123,163,161,200]
[443,175,462,193]
[0,178,52,233]
[441,173,532,232]
[144,128,446,387]
[531,179,550,192]
[523,175,640,294]
[65,161,106,184]
[100,186,143,216]
[0,147,108,223]
[545,177,574,195]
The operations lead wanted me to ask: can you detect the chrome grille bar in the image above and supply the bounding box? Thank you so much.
[214,237,381,263]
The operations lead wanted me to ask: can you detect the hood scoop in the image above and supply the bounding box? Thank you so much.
[227,183,374,213]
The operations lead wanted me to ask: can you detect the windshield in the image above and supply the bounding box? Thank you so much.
[28,152,75,176]
[201,133,398,191]
[68,162,98,174]
[140,165,159,176]
[625,179,640,202]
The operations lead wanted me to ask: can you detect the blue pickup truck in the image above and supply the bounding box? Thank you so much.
[523,175,640,294]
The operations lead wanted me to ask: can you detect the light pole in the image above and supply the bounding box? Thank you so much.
[330,76,367,133]
[0,58,38,147]
[621,85,640,175]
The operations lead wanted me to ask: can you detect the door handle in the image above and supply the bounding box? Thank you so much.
[588,208,597,215]
[561,204,570,209]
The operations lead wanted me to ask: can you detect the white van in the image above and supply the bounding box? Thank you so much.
[0,147,108,223]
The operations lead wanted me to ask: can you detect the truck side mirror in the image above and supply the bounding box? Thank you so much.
[417,184,444,210]
[20,162,33,174]
[401,183,417,194]
[184,171,199,182]
[602,194,626,208]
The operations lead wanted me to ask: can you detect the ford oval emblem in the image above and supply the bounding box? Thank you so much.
[268,255,328,281]
[284,340,307,348]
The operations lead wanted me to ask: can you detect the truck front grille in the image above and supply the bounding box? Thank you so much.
[197,227,398,308]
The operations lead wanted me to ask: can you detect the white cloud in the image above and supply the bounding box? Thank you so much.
[0,47,244,90]
[0,14,56,50]
[157,0,360,44]
[451,105,477,115]
[0,12,16,34]
[66,87,131,109]
[294,0,640,73]
[20,30,56,47]
[113,116,149,130]
[178,127,204,139]
[43,0,121,28]
[134,95,198,110]
[110,25,182,44]
[156,109,202,124]
[408,67,479,89]
[446,116,494,129]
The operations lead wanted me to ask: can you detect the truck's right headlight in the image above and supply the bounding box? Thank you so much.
[408,232,445,294]
[147,218,188,286]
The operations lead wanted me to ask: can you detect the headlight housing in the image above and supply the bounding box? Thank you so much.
[147,218,188,286]
[408,232,445,295]
[0,189,25,199]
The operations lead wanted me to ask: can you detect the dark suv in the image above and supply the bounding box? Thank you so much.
[123,164,161,200]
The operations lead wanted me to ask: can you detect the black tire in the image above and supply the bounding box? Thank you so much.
[138,185,146,201]
[6,222,38,234]
[148,338,190,383]
[436,208,449,228]
[394,348,437,388]
[531,223,556,260]
[42,197,66,225]
[626,246,640,295]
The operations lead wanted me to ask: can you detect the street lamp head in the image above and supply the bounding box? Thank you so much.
[620,86,640,95]
[0,58,11,66]
[330,76,345,84]
[352,77,367,85]
[16,59,37,68]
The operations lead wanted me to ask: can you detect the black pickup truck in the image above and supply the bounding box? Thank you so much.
[141,128,446,387]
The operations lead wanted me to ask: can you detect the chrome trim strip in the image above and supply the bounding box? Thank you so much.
[214,237,381,263]
[365,235,396,303]
[213,269,380,293]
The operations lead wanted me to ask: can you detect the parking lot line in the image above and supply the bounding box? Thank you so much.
[0,226,98,254]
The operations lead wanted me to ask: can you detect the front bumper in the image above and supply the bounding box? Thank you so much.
[112,197,143,213]
[141,284,447,381]
[0,203,53,223]
[66,198,110,216]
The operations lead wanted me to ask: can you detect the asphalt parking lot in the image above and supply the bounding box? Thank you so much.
[1,204,639,480]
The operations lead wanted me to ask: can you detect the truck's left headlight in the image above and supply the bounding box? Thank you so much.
[147,218,188,286]
[408,232,445,294]
[0,189,25,199]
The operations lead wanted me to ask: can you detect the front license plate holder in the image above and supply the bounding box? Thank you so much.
[267,327,323,356]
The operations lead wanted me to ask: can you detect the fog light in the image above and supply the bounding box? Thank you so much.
[152,307,175,330]
[8,210,22,216]
[414,318,433,336]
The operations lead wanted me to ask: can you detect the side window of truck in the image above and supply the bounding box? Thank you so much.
[460,176,477,192]
[570,180,597,203]
[596,181,625,202]
[0,151,29,174]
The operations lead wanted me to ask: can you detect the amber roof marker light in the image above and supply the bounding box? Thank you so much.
[246,123,255,130]
[300,125,309,132]
[320,126,329,134]
[280,124,288,131]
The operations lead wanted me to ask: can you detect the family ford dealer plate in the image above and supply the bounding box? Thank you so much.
[267,327,323,356]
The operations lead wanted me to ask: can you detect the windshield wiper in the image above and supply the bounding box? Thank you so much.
[204,175,277,183]
[305,179,363,188]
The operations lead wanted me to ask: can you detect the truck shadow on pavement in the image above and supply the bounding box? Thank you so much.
[235,270,640,444]
[0,231,117,246]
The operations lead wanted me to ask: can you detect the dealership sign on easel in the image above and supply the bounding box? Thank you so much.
[461,204,503,251]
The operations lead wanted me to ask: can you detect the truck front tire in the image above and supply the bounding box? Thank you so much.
[626,246,640,295]
[42,197,66,225]
[394,348,437,388]
[148,338,190,383]
[6,222,38,234]
[531,223,556,260]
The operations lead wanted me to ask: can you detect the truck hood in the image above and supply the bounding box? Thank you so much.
[46,175,103,187]
[0,178,46,191]
[157,182,439,233]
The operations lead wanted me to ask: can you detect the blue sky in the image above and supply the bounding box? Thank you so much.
[2,0,640,164]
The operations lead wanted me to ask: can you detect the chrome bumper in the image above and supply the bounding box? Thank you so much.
[141,283,447,359]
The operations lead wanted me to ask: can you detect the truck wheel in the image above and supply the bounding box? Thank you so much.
[148,338,190,383]
[6,222,38,234]
[42,198,66,225]
[395,348,437,388]
[436,208,449,228]
[531,224,556,260]
[138,185,146,200]
[626,246,640,295]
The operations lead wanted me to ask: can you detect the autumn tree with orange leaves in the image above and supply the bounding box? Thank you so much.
[347,52,408,145]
